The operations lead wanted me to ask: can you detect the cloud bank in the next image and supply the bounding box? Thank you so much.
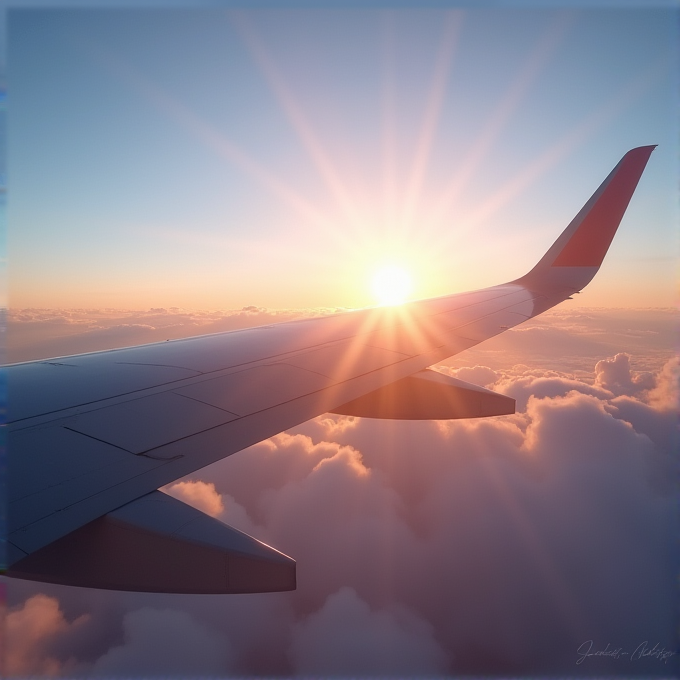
[5,308,677,677]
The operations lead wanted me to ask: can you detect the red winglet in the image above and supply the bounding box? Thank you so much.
[552,145,655,267]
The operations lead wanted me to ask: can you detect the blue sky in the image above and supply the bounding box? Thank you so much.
[7,4,678,308]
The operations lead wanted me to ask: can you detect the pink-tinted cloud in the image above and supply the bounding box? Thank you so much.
[162,479,260,535]
[5,594,88,677]
[162,480,224,517]
[178,354,673,674]
[496,372,613,411]
[646,354,680,409]
[444,364,500,386]
[594,352,655,395]
[440,308,677,376]
[254,439,417,610]
[7,306,340,363]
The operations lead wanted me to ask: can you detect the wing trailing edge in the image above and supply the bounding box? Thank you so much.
[332,369,515,420]
[7,491,296,593]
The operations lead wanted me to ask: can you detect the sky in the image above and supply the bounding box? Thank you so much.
[7,2,678,310]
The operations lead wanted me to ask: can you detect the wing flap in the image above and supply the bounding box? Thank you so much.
[331,368,515,420]
[8,491,295,593]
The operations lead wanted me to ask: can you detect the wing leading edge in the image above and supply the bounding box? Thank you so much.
[5,146,655,592]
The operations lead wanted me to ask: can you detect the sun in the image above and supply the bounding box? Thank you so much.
[371,265,413,306]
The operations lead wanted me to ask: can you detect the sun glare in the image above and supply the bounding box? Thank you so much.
[371,265,413,306]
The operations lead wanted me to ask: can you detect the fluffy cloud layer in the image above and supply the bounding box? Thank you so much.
[5,308,678,677]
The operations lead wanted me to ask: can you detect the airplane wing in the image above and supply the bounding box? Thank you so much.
[5,146,655,593]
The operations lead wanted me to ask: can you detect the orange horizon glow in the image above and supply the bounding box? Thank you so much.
[9,12,674,312]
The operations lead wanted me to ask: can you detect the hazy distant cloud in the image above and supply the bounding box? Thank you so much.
[7,306,337,363]
[85,323,157,339]
[442,308,677,376]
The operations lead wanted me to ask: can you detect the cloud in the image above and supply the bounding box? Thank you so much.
[594,352,655,395]
[289,587,448,675]
[440,308,677,376]
[278,361,674,674]
[91,607,232,677]
[446,364,500,386]
[162,480,224,517]
[647,354,680,409]
[195,356,674,674]
[496,372,613,412]
[162,479,261,535]
[6,306,330,363]
[255,440,416,608]
[5,594,89,677]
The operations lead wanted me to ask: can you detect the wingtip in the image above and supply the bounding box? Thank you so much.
[515,145,655,293]
[548,146,654,269]
[628,144,657,154]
